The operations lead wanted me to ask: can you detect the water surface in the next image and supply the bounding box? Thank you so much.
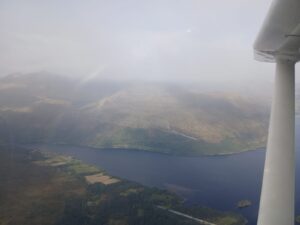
[35,118,300,225]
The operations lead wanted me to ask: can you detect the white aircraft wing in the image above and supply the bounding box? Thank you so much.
[254,0,300,62]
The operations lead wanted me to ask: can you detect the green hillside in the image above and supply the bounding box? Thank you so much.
[0,72,269,155]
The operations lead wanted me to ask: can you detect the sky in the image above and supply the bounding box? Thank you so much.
[1,0,295,87]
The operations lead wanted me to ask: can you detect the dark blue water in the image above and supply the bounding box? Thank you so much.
[36,118,300,225]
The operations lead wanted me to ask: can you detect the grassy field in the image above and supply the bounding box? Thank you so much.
[0,147,86,225]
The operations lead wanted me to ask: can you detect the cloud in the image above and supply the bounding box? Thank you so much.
[0,0,284,86]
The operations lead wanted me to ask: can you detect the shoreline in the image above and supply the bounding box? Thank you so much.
[10,144,248,225]
[25,142,266,158]
[22,143,260,224]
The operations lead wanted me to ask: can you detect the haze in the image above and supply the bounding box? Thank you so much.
[1,2,300,224]
[2,0,299,90]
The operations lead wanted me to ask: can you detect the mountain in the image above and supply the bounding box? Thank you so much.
[0,72,269,155]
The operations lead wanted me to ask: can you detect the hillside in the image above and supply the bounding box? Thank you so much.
[0,72,269,155]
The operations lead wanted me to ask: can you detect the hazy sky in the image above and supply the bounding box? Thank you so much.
[1,0,295,86]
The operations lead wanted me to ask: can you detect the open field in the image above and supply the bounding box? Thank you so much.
[85,173,120,185]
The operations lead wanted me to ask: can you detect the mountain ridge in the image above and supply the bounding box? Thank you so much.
[0,72,269,155]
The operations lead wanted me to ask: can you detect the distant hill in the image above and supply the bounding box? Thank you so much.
[0,72,269,155]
